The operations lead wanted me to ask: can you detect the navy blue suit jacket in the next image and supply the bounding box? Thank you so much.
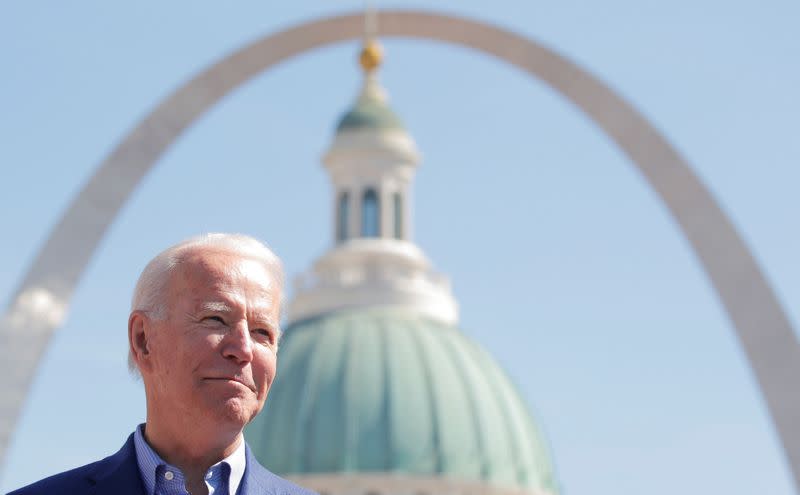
[8,433,316,495]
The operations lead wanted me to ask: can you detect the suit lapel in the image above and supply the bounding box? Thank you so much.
[89,434,147,495]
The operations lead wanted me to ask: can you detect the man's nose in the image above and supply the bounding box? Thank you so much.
[222,321,254,363]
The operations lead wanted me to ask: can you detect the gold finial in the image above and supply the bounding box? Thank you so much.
[359,39,383,72]
[359,1,382,72]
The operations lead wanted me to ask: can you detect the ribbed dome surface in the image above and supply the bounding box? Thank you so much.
[246,307,558,493]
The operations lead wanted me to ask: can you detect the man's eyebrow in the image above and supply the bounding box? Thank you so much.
[200,301,233,313]
[253,313,278,326]
[251,312,280,331]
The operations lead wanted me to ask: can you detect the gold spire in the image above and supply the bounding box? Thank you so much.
[359,1,383,72]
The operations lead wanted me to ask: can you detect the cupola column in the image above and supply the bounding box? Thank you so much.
[380,185,391,239]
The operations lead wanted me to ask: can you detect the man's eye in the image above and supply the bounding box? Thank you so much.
[253,328,274,343]
[204,316,225,324]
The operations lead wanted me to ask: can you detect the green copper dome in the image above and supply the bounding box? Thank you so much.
[335,79,405,133]
[246,307,559,493]
[336,99,404,132]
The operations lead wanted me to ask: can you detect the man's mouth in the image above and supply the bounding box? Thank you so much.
[204,377,255,392]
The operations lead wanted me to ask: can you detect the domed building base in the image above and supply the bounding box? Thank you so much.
[246,308,559,495]
[247,38,559,495]
[287,473,556,495]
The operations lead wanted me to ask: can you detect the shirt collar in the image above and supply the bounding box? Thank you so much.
[224,435,246,495]
[133,424,160,495]
[133,424,247,495]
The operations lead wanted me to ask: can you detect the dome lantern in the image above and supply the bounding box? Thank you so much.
[288,38,459,327]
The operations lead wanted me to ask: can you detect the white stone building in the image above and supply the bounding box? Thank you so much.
[246,39,559,495]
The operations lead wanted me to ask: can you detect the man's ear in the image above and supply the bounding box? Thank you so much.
[129,311,154,373]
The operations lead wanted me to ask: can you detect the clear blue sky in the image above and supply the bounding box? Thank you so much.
[1,1,799,494]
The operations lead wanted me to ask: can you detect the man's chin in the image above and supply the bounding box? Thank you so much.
[211,398,259,428]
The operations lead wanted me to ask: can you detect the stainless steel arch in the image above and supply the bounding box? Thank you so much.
[2,10,798,490]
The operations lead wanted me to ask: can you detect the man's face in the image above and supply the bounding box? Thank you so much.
[142,248,281,429]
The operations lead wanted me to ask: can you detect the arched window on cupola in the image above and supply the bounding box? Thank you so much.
[336,191,349,243]
[393,192,403,240]
[361,188,380,238]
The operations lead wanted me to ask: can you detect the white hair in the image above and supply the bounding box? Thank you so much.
[128,233,284,374]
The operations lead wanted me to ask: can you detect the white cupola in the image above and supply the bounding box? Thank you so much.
[288,39,459,326]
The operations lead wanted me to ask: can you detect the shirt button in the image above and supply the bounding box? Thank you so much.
[164,471,174,481]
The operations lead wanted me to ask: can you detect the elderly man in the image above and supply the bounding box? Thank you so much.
[12,234,315,495]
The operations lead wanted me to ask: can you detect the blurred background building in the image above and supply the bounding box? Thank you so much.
[247,39,559,495]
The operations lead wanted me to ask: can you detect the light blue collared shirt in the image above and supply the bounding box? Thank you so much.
[133,424,246,495]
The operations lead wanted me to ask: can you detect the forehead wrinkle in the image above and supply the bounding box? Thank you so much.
[174,253,281,324]
[256,299,281,320]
